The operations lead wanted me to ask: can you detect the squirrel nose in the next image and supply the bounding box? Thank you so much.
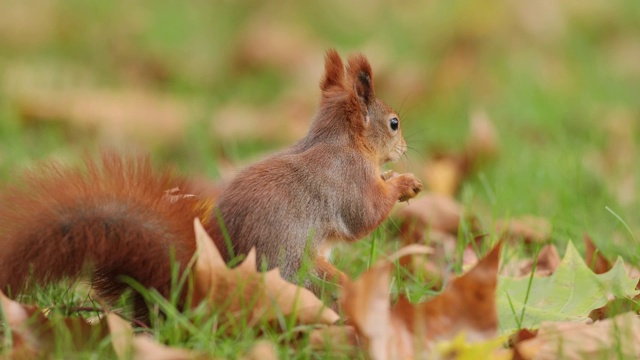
[398,141,407,154]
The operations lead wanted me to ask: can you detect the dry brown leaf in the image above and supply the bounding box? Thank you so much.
[8,86,191,145]
[106,313,201,360]
[512,0,566,42]
[396,192,464,242]
[423,110,498,196]
[510,244,561,277]
[342,242,502,359]
[0,290,48,357]
[466,109,500,167]
[423,155,467,196]
[583,234,612,274]
[192,218,339,328]
[397,230,467,290]
[398,252,447,291]
[516,312,640,360]
[0,290,107,357]
[403,241,501,342]
[496,216,552,244]
[209,95,313,145]
[0,0,56,48]
[240,340,279,360]
[309,325,359,353]
[461,244,481,270]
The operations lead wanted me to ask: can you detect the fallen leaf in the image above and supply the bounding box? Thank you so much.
[423,154,468,197]
[461,244,481,271]
[507,244,561,278]
[465,108,500,168]
[0,0,56,48]
[582,235,640,321]
[495,216,552,245]
[342,242,502,359]
[8,84,191,146]
[515,312,640,360]
[106,312,201,360]
[434,331,511,360]
[209,92,315,145]
[0,290,48,357]
[396,193,464,242]
[0,290,108,357]
[497,242,640,334]
[583,234,612,274]
[192,218,339,328]
[422,110,498,197]
[308,325,359,353]
[240,340,279,360]
[511,0,566,43]
[405,242,501,342]
[509,328,538,347]
[398,248,448,291]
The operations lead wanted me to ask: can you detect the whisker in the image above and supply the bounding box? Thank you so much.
[406,146,427,161]
[396,92,412,119]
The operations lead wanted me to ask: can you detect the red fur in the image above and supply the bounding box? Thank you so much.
[208,49,422,286]
[0,153,208,313]
[320,49,345,93]
[347,53,374,105]
[0,50,422,316]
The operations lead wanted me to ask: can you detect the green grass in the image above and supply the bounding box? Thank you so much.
[1,0,639,358]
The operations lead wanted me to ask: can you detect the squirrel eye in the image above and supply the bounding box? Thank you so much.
[389,117,399,131]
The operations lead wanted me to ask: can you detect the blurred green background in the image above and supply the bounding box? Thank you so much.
[1,0,639,259]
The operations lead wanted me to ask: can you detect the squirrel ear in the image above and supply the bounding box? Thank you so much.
[347,53,375,106]
[320,49,345,92]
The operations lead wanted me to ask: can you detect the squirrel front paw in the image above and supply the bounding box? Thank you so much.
[393,173,423,202]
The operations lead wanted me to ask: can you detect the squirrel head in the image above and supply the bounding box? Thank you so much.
[310,49,407,165]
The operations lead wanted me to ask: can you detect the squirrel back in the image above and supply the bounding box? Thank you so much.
[0,153,210,308]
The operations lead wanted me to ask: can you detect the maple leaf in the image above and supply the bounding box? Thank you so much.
[191,218,339,328]
[497,241,640,334]
[342,242,502,360]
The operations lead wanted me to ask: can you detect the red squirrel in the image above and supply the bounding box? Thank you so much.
[0,50,421,313]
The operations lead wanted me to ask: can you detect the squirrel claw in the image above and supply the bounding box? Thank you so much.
[396,173,422,202]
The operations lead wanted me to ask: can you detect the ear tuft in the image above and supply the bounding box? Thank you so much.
[320,49,345,92]
[347,53,374,105]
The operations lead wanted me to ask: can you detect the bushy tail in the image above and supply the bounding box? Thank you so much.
[0,152,211,303]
